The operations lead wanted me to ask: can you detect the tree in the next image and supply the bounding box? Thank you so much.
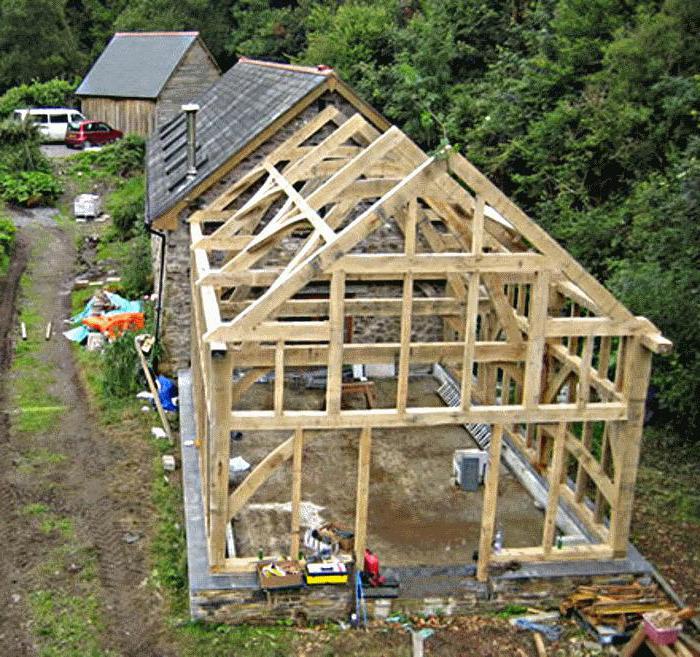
[0,0,84,91]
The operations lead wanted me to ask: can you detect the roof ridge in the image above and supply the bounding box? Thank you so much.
[238,57,335,77]
[114,31,199,37]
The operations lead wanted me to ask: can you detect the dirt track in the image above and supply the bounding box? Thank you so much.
[0,215,176,656]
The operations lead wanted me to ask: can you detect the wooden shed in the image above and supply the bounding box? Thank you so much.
[76,32,220,137]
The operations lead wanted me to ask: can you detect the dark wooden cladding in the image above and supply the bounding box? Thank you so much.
[81,97,156,137]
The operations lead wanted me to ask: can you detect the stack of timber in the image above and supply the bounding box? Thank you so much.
[561,583,675,643]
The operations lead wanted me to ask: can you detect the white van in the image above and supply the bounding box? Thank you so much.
[13,108,86,143]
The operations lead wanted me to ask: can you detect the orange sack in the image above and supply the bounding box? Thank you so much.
[82,312,145,339]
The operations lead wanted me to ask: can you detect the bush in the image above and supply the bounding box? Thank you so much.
[67,135,146,180]
[106,175,145,238]
[0,79,77,119]
[0,170,62,206]
[120,232,153,298]
[0,213,16,276]
[0,119,49,173]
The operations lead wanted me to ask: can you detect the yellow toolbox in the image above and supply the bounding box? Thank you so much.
[305,561,349,585]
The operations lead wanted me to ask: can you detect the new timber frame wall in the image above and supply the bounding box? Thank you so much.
[188,108,671,579]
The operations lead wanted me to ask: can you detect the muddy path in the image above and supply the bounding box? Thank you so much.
[0,215,178,656]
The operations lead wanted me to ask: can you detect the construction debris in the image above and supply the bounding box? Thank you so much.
[561,583,677,645]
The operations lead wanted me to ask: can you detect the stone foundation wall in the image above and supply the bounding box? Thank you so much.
[190,572,651,624]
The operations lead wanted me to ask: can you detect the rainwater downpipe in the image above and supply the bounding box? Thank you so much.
[148,225,167,344]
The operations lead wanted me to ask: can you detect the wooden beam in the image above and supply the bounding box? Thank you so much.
[228,433,295,520]
[327,253,554,275]
[490,544,614,563]
[477,424,503,581]
[354,427,372,568]
[229,402,627,430]
[482,274,524,345]
[206,320,330,343]
[227,341,528,368]
[222,296,467,319]
[290,428,303,557]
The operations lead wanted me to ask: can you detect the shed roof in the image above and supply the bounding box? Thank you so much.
[146,59,332,223]
[76,32,201,100]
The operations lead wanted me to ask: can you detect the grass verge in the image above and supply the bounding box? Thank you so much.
[10,238,64,433]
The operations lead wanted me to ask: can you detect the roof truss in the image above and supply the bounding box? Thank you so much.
[187,112,670,575]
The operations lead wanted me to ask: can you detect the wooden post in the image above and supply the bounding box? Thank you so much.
[208,348,233,567]
[397,198,416,412]
[460,272,480,410]
[542,422,566,554]
[274,340,284,415]
[471,193,484,254]
[290,428,303,557]
[609,338,653,556]
[523,271,550,408]
[354,427,372,569]
[396,272,413,412]
[477,424,503,581]
[326,271,346,414]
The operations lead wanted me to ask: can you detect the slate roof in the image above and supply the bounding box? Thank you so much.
[146,59,328,223]
[76,32,199,99]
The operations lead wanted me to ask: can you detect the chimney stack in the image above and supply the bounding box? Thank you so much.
[182,103,200,180]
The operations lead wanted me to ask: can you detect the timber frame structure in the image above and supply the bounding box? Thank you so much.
[188,108,671,581]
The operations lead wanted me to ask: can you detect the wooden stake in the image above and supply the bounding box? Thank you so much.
[45,322,52,341]
[354,427,372,568]
[21,322,26,340]
[477,424,503,581]
[134,335,173,444]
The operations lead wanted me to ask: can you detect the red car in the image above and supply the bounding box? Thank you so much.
[65,120,123,149]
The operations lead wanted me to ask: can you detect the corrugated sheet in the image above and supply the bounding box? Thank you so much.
[146,61,327,223]
[76,33,198,99]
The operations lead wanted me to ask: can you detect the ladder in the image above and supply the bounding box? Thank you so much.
[436,381,492,450]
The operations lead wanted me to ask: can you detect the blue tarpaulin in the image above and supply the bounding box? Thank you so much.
[64,292,143,343]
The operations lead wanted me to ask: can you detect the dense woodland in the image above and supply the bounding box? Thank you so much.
[0,0,698,441]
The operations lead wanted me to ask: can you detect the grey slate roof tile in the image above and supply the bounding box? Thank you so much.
[146,60,327,223]
[76,32,198,99]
